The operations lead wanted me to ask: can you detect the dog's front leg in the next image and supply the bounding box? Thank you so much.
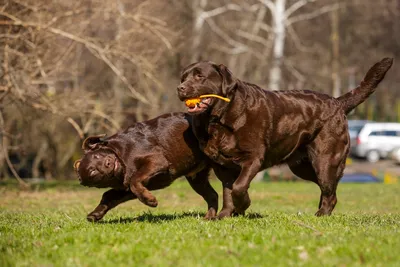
[212,165,242,219]
[87,189,136,222]
[125,170,159,208]
[231,159,262,213]
[123,156,169,208]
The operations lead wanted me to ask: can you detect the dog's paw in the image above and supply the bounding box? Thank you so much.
[141,196,158,208]
[204,208,217,220]
[231,189,251,213]
[217,209,234,220]
[87,212,104,222]
[315,208,332,217]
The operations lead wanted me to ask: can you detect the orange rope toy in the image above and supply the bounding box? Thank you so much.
[185,94,231,108]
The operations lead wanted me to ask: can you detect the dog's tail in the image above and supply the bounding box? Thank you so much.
[337,58,393,114]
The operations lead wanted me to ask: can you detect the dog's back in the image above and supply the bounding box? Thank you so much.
[104,112,206,178]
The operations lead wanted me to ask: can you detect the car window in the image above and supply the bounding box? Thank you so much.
[369,131,382,136]
[349,125,364,134]
[383,130,400,136]
[383,131,398,136]
[369,130,400,137]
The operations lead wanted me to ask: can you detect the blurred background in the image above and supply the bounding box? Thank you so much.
[0,0,399,183]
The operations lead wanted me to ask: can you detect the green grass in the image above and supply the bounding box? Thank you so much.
[1,180,399,267]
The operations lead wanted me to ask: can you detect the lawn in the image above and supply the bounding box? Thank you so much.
[1,179,399,267]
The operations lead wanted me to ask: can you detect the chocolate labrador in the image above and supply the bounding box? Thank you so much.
[177,58,393,217]
[74,112,218,222]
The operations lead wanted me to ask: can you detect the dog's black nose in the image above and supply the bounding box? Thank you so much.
[177,85,185,93]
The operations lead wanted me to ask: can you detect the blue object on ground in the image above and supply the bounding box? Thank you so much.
[340,173,381,183]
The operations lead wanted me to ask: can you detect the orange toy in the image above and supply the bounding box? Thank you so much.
[185,94,230,107]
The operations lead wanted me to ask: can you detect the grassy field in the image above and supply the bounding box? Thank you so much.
[1,180,399,267]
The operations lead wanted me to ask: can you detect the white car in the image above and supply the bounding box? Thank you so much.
[348,120,371,139]
[390,147,400,164]
[350,122,400,162]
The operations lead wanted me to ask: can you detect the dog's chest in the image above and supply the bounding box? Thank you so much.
[201,123,240,166]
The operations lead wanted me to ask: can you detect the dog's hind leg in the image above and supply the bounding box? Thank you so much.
[288,158,319,184]
[311,158,342,216]
[307,126,349,216]
[186,166,219,220]
[288,159,328,211]
[288,160,325,210]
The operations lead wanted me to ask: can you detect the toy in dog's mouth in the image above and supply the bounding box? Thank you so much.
[185,95,230,114]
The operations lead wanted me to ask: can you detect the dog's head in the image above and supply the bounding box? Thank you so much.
[74,135,124,188]
[177,61,236,114]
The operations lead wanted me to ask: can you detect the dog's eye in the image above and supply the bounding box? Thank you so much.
[195,74,204,79]
[181,73,188,83]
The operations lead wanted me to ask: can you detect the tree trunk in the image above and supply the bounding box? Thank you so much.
[0,111,29,187]
[32,142,48,178]
[331,1,341,97]
[191,0,207,63]
[113,0,126,126]
[255,0,286,181]
[268,0,286,91]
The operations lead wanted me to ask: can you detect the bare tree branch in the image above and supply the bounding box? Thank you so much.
[0,110,29,188]
[205,18,248,54]
[259,22,273,33]
[259,0,276,15]
[284,59,306,82]
[286,3,342,26]
[0,11,151,104]
[285,0,317,19]
[201,3,259,19]
[237,30,270,45]
[87,46,150,105]
[129,14,173,50]
[287,24,315,53]
[67,117,84,139]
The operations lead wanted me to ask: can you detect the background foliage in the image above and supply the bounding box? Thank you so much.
[1,0,399,179]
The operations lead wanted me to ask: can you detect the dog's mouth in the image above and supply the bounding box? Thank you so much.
[185,97,212,114]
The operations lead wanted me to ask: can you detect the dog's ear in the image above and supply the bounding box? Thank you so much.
[217,64,236,95]
[82,134,107,152]
[73,160,81,171]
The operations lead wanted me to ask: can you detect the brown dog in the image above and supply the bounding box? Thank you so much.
[177,58,393,217]
[74,112,218,222]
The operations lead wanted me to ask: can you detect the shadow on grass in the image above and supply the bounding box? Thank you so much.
[98,211,264,224]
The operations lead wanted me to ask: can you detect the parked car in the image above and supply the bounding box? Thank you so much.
[350,122,400,162]
[348,120,371,139]
[390,147,400,164]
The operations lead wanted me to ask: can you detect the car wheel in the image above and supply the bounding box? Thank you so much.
[366,150,380,163]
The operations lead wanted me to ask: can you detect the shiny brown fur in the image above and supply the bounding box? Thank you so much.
[177,58,393,217]
[74,113,218,222]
